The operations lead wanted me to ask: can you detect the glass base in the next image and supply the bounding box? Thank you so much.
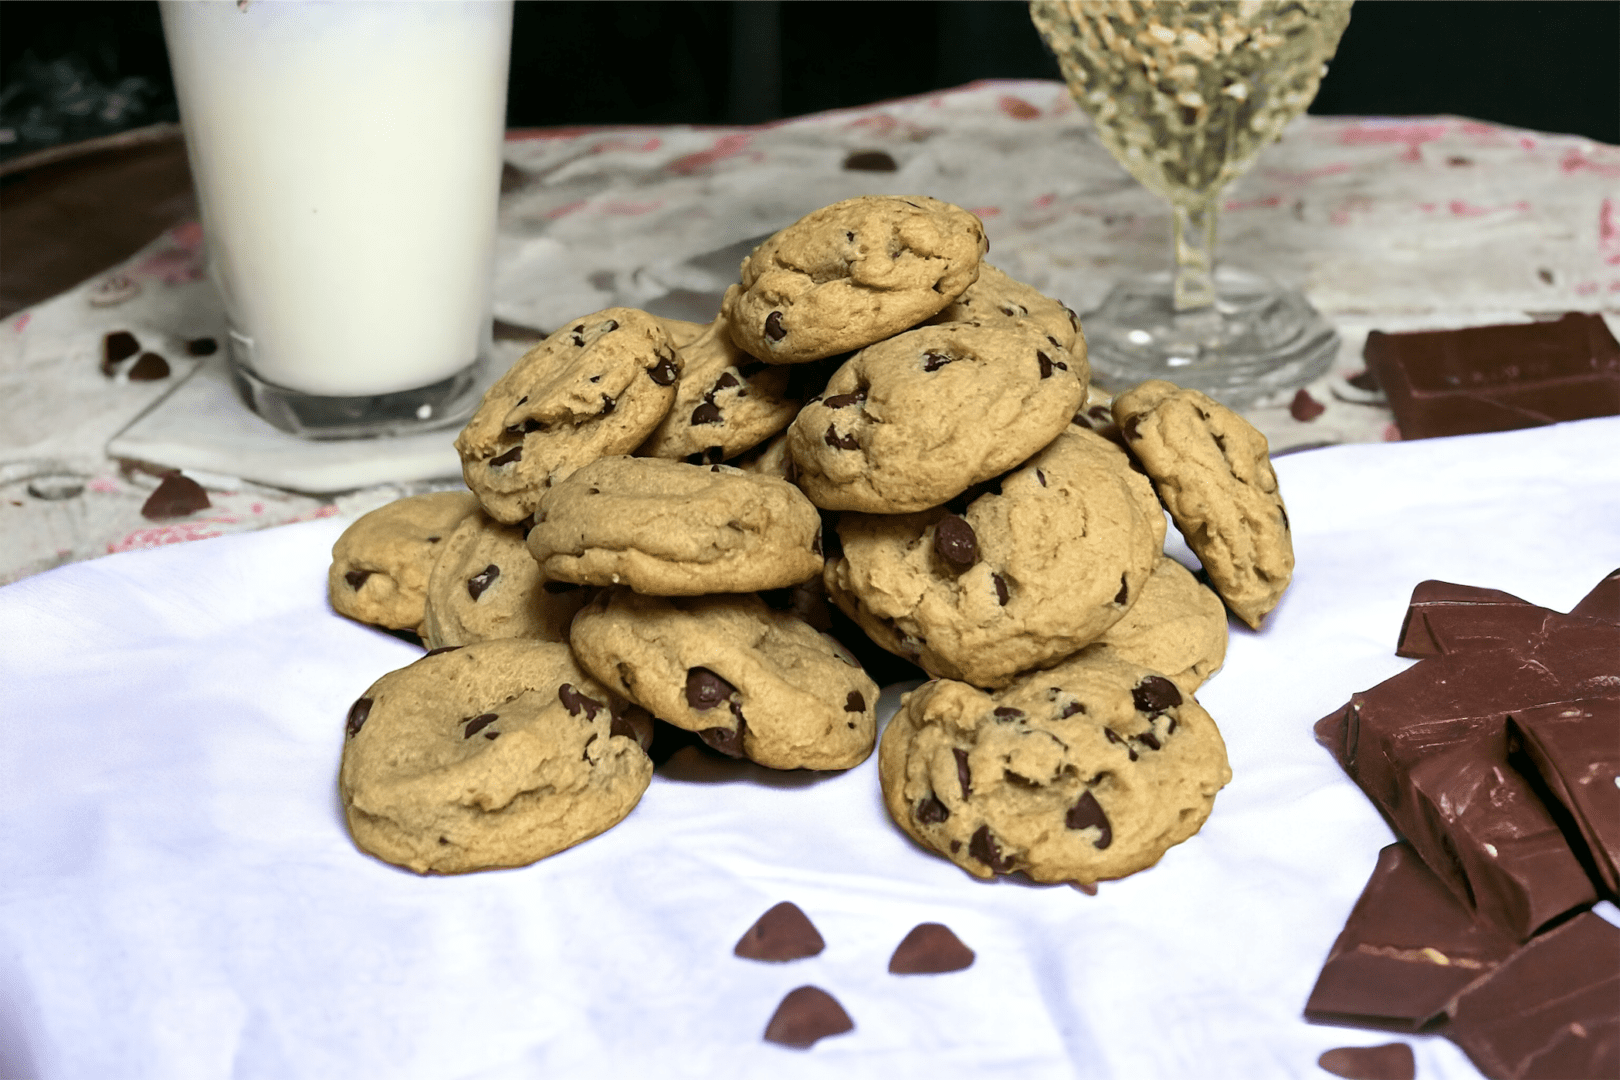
[227,348,487,441]
[1080,267,1339,408]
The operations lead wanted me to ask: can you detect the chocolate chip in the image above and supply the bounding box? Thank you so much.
[916,795,950,823]
[993,706,1023,720]
[823,391,866,409]
[888,923,975,974]
[1073,880,1099,895]
[466,564,499,600]
[1135,731,1162,751]
[344,569,372,590]
[953,748,972,799]
[503,418,546,437]
[1114,575,1129,605]
[734,901,826,961]
[1065,791,1112,847]
[127,352,171,381]
[921,351,952,372]
[762,986,853,1049]
[602,319,619,333]
[685,667,735,710]
[345,697,373,738]
[933,514,978,570]
[140,473,210,520]
[1290,388,1326,422]
[713,371,740,391]
[824,425,859,450]
[699,712,747,758]
[609,702,655,751]
[1122,415,1142,441]
[1037,351,1055,378]
[647,357,678,385]
[186,337,218,356]
[844,691,865,713]
[490,445,522,467]
[1104,728,1138,761]
[425,645,462,656]
[463,712,498,738]
[1059,701,1084,718]
[1132,676,1182,715]
[843,149,898,172]
[600,394,617,416]
[691,401,722,426]
[992,573,1010,606]
[102,330,140,374]
[1036,468,1047,487]
[968,824,1011,872]
[558,682,604,720]
[764,311,786,341]
[1317,1044,1415,1080]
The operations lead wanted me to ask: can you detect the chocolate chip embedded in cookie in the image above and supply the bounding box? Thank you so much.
[1091,556,1228,694]
[927,262,1084,353]
[1111,380,1294,628]
[823,428,1160,689]
[455,308,681,523]
[721,195,988,364]
[788,322,1087,513]
[878,650,1231,885]
[328,491,481,634]
[527,457,823,596]
[569,589,877,770]
[420,510,590,649]
[338,640,653,874]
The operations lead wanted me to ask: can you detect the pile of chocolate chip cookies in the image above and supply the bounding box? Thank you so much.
[329,194,1295,885]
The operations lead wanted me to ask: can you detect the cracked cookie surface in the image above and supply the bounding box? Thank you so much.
[721,195,987,364]
[421,510,591,650]
[328,491,481,634]
[455,308,680,523]
[926,262,1084,353]
[878,649,1230,885]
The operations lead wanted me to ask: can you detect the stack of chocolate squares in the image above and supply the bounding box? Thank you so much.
[1308,569,1620,1079]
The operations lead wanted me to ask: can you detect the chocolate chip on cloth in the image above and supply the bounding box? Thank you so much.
[527,457,823,596]
[878,649,1230,885]
[635,314,801,463]
[328,491,482,635]
[338,640,653,874]
[569,589,877,770]
[762,986,854,1049]
[720,194,988,364]
[888,922,975,974]
[926,262,1084,353]
[734,901,826,961]
[1112,379,1294,628]
[454,308,681,523]
[420,509,590,649]
[823,428,1160,689]
[788,321,1087,514]
[139,471,212,521]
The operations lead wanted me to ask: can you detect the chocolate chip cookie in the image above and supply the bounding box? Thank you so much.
[527,456,823,595]
[823,428,1161,688]
[339,640,654,874]
[455,308,681,523]
[721,195,988,364]
[420,510,591,650]
[927,262,1083,353]
[328,491,481,633]
[788,322,1087,513]
[878,649,1231,885]
[570,589,877,770]
[1111,380,1294,628]
[1091,556,1228,694]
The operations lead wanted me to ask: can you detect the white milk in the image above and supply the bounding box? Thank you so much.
[161,0,512,398]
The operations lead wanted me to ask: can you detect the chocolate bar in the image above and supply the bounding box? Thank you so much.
[1306,842,1517,1031]
[1446,911,1620,1080]
[1395,580,1543,659]
[1364,312,1620,440]
[1569,567,1620,624]
[1509,697,1620,898]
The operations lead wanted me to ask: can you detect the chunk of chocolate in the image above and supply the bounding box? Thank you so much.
[1290,388,1327,422]
[734,901,825,962]
[1305,842,1517,1031]
[139,472,210,520]
[102,330,140,374]
[685,667,735,710]
[1509,697,1620,896]
[127,351,171,381]
[762,986,853,1049]
[888,922,975,974]
[1394,580,1546,659]
[1316,1044,1415,1080]
[933,514,978,570]
[1445,912,1620,1080]
[1569,567,1620,623]
[1364,312,1620,441]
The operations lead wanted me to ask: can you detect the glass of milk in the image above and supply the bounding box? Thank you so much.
[160,0,513,438]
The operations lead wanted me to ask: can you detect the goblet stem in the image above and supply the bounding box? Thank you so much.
[1172,199,1219,312]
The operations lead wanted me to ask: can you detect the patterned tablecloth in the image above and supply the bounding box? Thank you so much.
[3,80,1617,584]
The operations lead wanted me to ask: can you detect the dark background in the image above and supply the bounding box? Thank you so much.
[2,0,1617,162]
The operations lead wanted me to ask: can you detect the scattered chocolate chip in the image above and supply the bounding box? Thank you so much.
[889,923,975,974]
[127,352,171,381]
[824,425,859,450]
[186,336,218,356]
[992,573,1010,606]
[844,691,865,713]
[647,357,678,385]
[558,682,603,720]
[609,703,656,751]
[1290,388,1327,422]
[843,149,898,172]
[463,713,498,739]
[425,645,462,657]
[139,472,210,520]
[685,667,735,710]
[916,795,950,824]
[1132,676,1182,715]
[102,330,140,374]
[762,986,853,1049]
[466,564,499,600]
[344,569,372,590]
[1104,729,1138,761]
[691,401,723,426]
[345,697,373,738]
[1114,575,1129,605]
[764,311,786,341]
[968,824,1011,872]
[823,391,866,409]
[1072,880,1099,895]
[921,351,952,372]
[933,514,978,570]
[490,445,523,467]
[734,901,826,961]
[953,748,972,799]
[1065,791,1112,847]
[1316,1044,1415,1080]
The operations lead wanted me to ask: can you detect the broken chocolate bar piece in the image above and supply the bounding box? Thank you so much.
[1446,911,1620,1080]
[1306,842,1516,1031]
[1568,567,1620,624]
[1364,312,1620,440]
[1394,580,1545,659]
[1509,697,1620,897]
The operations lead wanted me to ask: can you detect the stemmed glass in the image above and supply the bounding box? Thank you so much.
[1030,1,1353,405]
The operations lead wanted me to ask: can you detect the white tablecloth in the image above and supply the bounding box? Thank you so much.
[3,417,1618,1080]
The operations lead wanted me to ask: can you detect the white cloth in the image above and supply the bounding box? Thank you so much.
[3,417,1617,1080]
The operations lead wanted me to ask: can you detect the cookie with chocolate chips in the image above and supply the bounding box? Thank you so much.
[328,491,482,634]
[721,195,988,364]
[455,308,681,523]
[878,650,1231,885]
[1111,380,1294,628]
[338,640,654,874]
[527,456,824,596]
[636,315,801,465]
[420,510,591,650]
[926,262,1084,352]
[569,589,877,770]
[788,322,1087,513]
[1091,556,1228,694]
[823,428,1160,689]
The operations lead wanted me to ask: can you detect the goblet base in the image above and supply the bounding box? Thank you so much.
[1081,267,1339,408]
